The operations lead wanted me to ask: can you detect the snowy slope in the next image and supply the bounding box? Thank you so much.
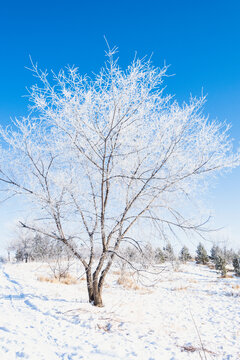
[0,261,240,359]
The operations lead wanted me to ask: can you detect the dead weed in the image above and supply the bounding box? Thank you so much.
[117,275,140,290]
[37,273,79,285]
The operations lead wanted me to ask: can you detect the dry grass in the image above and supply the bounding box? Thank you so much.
[117,275,140,290]
[232,284,240,290]
[179,344,216,355]
[207,263,215,270]
[188,279,198,284]
[113,270,132,276]
[139,288,154,295]
[96,322,112,332]
[112,270,122,276]
[172,285,189,291]
[37,273,79,285]
[103,282,110,288]
[219,274,233,279]
[180,345,199,353]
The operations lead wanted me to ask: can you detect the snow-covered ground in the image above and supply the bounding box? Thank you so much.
[0,260,240,360]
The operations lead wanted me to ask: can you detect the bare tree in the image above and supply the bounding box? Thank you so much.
[45,240,76,280]
[0,48,239,306]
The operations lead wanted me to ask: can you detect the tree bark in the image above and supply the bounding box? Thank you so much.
[93,289,103,307]
[92,273,103,307]
[86,268,94,303]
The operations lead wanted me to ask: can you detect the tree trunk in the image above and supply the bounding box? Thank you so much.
[86,268,94,303]
[93,288,103,307]
[92,273,103,307]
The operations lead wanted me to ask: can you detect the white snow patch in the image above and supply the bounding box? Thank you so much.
[0,261,240,359]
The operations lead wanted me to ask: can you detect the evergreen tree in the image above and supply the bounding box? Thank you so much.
[215,255,227,277]
[144,243,154,261]
[124,246,138,263]
[223,247,235,264]
[163,242,175,262]
[233,256,240,276]
[210,244,222,261]
[155,247,165,263]
[211,245,235,265]
[140,243,155,268]
[179,246,191,263]
[196,243,209,264]
[15,248,24,262]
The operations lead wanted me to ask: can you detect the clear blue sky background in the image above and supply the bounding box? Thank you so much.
[0,0,239,253]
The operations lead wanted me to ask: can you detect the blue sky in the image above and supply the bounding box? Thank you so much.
[0,0,239,253]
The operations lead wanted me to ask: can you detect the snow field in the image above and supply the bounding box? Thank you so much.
[0,261,240,359]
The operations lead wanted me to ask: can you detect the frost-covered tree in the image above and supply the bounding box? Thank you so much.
[210,244,222,261]
[196,243,209,264]
[210,244,235,265]
[155,247,165,263]
[45,240,76,280]
[233,256,240,276]
[10,228,50,262]
[164,242,175,262]
[222,246,235,264]
[11,229,33,263]
[123,245,139,263]
[215,255,227,277]
[139,243,156,269]
[31,234,51,261]
[179,246,191,263]
[0,48,239,306]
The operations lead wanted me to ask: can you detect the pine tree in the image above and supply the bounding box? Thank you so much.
[15,249,24,262]
[196,243,209,264]
[163,242,175,262]
[210,244,222,261]
[223,247,235,264]
[233,256,240,276]
[124,246,138,263]
[144,243,154,261]
[215,255,227,277]
[155,247,165,263]
[179,246,191,263]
